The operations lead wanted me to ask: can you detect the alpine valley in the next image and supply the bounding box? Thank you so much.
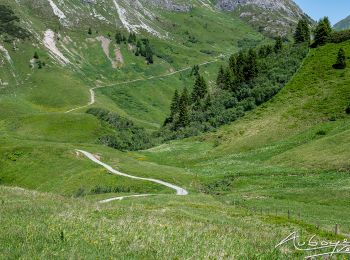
[0,0,349,259]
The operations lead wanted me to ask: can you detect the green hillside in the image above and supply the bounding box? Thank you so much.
[1,0,350,258]
[0,0,263,123]
[0,0,265,196]
[141,41,350,231]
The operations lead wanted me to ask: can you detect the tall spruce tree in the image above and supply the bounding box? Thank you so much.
[314,17,332,46]
[333,48,346,69]
[191,74,208,104]
[181,87,190,107]
[216,65,226,88]
[176,93,189,129]
[294,19,310,44]
[115,31,123,44]
[170,90,180,119]
[145,43,153,64]
[235,52,246,83]
[190,65,200,76]
[244,48,258,81]
[223,67,234,90]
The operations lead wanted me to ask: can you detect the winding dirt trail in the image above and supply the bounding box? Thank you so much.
[77,150,188,202]
[65,56,224,113]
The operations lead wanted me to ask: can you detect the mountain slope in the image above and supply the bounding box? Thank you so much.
[0,0,264,130]
[144,41,350,171]
[216,0,308,36]
[334,15,350,31]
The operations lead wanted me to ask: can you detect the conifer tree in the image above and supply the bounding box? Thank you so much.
[204,94,212,110]
[314,17,332,46]
[191,74,208,104]
[176,93,189,129]
[33,51,39,59]
[223,67,234,90]
[145,43,153,64]
[333,48,346,69]
[190,65,199,76]
[170,90,180,119]
[121,34,126,43]
[136,40,142,55]
[216,65,226,88]
[294,19,310,44]
[181,87,190,107]
[235,52,246,83]
[115,31,123,44]
[229,55,237,74]
[274,37,283,53]
[88,27,92,35]
[128,33,137,44]
[244,48,258,81]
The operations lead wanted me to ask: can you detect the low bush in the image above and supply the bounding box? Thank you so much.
[87,108,155,151]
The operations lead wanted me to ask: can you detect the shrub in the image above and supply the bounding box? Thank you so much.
[90,186,131,194]
[333,48,346,69]
[316,130,326,136]
[87,108,155,151]
[330,30,350,44]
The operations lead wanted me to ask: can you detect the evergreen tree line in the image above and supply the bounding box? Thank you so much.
[311,17,350,47]
[135,38,154,64]
[160,18,350,141]
[294,17,350,47]
[115,30,137,44]
[161,37,309,140]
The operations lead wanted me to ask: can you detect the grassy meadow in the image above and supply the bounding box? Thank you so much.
[0,0,349,258]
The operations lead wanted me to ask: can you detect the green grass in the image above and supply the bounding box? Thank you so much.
[97,60,224,129]
[0,2,349,258]
[0,137,193,196]
[0,185,344,259]
[2,113,104,143]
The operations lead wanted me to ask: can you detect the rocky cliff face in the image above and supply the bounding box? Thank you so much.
[12,0,306,38]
